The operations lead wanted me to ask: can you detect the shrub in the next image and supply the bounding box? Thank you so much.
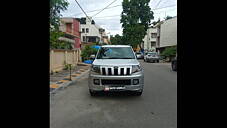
[81,45,98,61]
[160,46,177,61]
[64,64,74,70]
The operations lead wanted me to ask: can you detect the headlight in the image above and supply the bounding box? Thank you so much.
[91,65,100,73]
[132,65,142,73]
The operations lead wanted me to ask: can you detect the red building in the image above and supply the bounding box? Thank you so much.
[59,18,81,49]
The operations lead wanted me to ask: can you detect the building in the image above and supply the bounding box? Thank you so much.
[142,27,158,52]
[59,17,81,49]
[78,17,108,44]
[155,16,177,54]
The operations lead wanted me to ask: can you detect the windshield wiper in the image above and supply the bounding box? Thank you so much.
[107,57,134,59]
[97,57,135,59]
[118,57,134,59]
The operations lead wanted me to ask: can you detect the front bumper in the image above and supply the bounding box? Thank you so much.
[88,71,144,92]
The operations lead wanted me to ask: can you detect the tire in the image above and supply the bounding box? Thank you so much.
[134,91,143,96]
[157,60,159,63]
[89,90,96,96]
[172,62,177,71]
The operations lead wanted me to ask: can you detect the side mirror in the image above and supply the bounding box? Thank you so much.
[90,54,96,60]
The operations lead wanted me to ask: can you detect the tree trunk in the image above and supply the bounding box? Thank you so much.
[139,43,143,52]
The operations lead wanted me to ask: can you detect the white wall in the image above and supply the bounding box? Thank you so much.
[143,27,157,50]
[160,17,177,47]
[80,24,101,38]
[80,17,101,42]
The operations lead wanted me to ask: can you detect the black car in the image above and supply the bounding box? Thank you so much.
[171,57,177,71]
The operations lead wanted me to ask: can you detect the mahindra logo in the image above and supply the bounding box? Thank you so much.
[114,66,118,69]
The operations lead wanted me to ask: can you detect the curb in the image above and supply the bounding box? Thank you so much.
[50,67,90,94]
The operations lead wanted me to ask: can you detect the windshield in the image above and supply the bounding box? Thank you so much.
[148,52,157,56]
[96,47,135,59]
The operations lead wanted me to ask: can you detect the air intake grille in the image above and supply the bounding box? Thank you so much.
[100,66,132,75]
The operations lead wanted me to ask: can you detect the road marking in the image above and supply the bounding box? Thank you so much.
[79,69,85,72]
[71,74,79,77]
[59,80,69,83]
[50,84,59,88]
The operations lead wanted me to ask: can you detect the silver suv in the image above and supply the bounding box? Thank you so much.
[88,45,144,96]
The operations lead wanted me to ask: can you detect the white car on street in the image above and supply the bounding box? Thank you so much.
[144,52,160,63]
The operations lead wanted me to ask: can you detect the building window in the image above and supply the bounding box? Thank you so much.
[86,28,89,33]
[151,42,156,47]
[82,28,85,33]
[151,33,157,38]
[83,36,86,42]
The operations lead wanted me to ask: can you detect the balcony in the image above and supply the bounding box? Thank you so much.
[58,37,74,44]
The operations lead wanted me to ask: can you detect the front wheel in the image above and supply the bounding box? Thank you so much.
[89,90,96,96]
[172,62,177,71]
[134,91,143,96]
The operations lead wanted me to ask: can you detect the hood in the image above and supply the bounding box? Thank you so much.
[92,59,140,66]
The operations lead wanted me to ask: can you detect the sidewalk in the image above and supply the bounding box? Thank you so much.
[50,62,91,94]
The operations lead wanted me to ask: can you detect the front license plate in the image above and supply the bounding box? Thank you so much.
[109,87,125,90]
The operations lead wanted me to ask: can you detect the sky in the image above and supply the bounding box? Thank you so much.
[61,0,177,36]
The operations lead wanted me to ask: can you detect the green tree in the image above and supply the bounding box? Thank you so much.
[110,34,124,45]
[164,15,173,20]
[81,45,98,61]
[50,0,70,49]
[160,46,177,61]
[50,0,69,29]
[120,0,154,48]
[50,29,73,49]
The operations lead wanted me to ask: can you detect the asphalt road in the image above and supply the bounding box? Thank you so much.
[50,61,177,128]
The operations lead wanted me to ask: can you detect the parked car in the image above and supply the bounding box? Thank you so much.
[136,52,144,59]
[88,45,144,96]
[144,52,160,63]
[171,57,177,71]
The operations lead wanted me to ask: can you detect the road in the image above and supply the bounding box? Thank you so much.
[50,61,177,128]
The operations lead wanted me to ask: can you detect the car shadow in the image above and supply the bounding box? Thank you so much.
[90,91,142,100]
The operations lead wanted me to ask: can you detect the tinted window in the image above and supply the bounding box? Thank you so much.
[97,47,135,59]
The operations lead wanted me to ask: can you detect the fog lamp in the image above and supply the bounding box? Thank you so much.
[133,79,139,85]
[93,79,100,85]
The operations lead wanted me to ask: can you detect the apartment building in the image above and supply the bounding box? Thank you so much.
[155,16,177,53]
[59,17,81,49]
[143,27,158,52]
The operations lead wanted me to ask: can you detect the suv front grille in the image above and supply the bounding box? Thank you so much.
[101,79,131,85]
[100,66,132,75]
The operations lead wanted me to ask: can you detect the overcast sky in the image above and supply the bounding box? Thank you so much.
[61,0,177,36]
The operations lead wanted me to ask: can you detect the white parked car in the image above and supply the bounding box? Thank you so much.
[144,52,160,63]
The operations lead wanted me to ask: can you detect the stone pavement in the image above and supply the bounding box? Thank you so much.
[50,63,91,94]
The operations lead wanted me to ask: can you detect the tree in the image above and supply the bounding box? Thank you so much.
[50,0,69,29]
[110,34,123,45]
[120,0,154,49]
[164,15,173,20]
[50,0,70,49]
[160,46,177,61]
[81,45,98,61]
[50,29,73,49]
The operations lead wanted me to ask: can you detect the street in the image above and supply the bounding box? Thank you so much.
[50,61,177,128]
